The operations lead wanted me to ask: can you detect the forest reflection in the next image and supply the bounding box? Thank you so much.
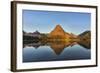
[23,40,90,55]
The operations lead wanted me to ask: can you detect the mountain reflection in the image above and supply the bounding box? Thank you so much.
[77,38,91,49]
[49,41,77,55]
[23,40,90,55]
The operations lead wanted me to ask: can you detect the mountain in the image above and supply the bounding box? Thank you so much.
[49,24,71,39]
[33,30,40,34]
[78,30,91,39]
[70,33,77,39]
[78,31,91,49]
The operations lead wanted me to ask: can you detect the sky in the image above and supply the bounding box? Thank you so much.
[22,10,91,35]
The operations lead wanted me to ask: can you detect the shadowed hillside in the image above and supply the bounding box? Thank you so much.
[78,30,91,49]
[78,31,91,39]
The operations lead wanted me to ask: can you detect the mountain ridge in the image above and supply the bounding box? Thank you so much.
[49,24,71,39]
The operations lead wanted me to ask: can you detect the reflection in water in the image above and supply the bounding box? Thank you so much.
[23,40,91,62]
[23,41,90,55]
[49,41,77,55]
[78,40,91,49]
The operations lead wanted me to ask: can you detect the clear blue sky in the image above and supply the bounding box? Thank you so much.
[22,10,91,35]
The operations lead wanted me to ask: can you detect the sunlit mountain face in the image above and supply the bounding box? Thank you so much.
[23,24,91,62]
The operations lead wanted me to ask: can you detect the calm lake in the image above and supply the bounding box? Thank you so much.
[23,41,91,63]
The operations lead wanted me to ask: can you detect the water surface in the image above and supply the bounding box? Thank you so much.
[23,41,91,62]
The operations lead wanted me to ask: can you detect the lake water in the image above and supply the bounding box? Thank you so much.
[23,41,91,62]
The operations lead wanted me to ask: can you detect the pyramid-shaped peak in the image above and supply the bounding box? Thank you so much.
[56,24,62,28]
[56,24,61,26]
[54,24,64,31]
[49,24,71,39]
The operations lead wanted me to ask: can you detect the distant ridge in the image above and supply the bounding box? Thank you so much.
[78,30,91,39]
